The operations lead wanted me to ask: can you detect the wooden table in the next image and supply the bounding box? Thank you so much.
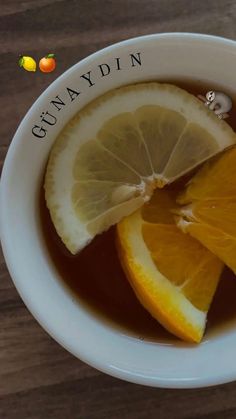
[1,1,236,417]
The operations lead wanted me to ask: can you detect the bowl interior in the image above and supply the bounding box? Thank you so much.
[2,33,236,388]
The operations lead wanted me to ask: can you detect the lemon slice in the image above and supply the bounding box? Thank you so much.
[117,188,223,343]
[45,82,236,254]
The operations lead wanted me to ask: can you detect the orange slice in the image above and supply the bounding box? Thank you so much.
[177,146,236,274]
[117,187,223,343]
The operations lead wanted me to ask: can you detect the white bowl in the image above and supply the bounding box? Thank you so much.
[1,33,236,389]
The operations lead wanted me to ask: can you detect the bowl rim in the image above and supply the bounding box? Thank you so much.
[1,32,236,389]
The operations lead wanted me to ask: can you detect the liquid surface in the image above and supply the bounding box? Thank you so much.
[40,79,236,343]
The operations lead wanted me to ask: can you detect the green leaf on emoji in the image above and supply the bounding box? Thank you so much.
[18,56,24,67]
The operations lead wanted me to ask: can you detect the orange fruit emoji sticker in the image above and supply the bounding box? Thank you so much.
[39,54,56,73]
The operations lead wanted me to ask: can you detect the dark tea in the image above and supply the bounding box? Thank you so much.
[40,80,236,343]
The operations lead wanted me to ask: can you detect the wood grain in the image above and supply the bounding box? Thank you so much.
[1,1,236,418]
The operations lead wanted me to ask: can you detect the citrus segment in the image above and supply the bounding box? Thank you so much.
[72,181,141,222]
[177,218,236,276]
[178,147,236,201]
[97,112,153,177]
[163,123,219,181]
[135,105,186,173]
[73,139,141,184]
